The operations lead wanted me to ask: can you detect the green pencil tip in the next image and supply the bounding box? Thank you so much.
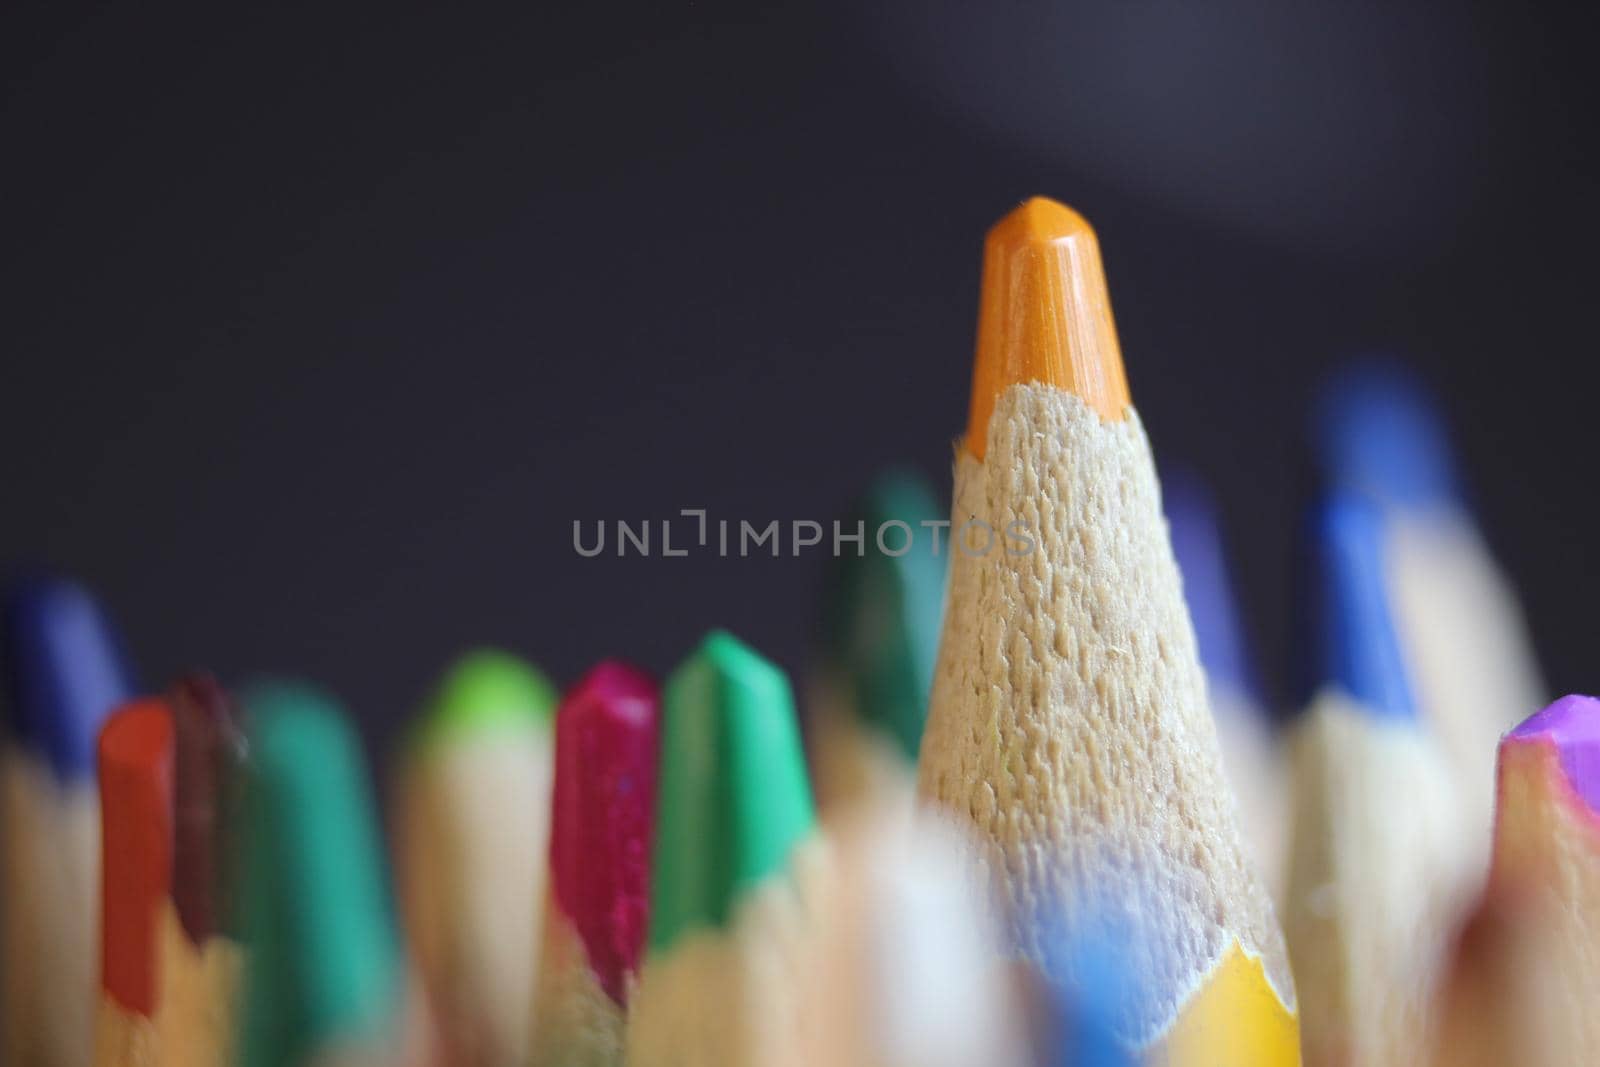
[237,680,399,1067]
[823,471,947,760]
[409,649,557,751]
[648,630,815,953]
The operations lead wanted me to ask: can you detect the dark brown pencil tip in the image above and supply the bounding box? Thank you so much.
[169,671,246,944]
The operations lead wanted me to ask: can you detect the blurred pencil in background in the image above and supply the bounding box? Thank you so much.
[238,682,401,1067]
[796,806,1028,1067]
[395,651,556,1067]
[628,631,817,1067]
[531,661,659,1067]
[1283,490,1471,1066]
[1433,695,1600,1066]
[166,674,248,1066]
[916,197,1298,1063]
[94,677,244,1067]
[3,577,133,1067]
[95,699,174,1067]
[811,471,945,813]
[1165,468,1287,900]
[1030,910,1143,1067]
[1316,362,1546,865]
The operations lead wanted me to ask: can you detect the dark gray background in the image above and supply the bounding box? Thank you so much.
[4,4,1594,761]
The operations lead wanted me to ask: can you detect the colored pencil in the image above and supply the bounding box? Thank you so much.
[627,631,816,1067]
[811,471,946,812]
[94,699,175,1066]
[1317,362,1545,862]
[165,672,248,1065]
[795,806,1029,1067]
[394,650,556,1067]
[1164,468,1286,899]
[531,661,660,1067]
[915,197,1297,1062]
[237,681,401,1067]
[92,679,244,1067]
[2,576,133,1067]
[1282,490,1471,1066]
[1433,695,1600,1064]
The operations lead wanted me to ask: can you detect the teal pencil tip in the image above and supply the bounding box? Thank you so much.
[821,471,947,760]
[237,680,399,1067]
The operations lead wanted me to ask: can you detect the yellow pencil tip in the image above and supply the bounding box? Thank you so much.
[964,197,1130,458]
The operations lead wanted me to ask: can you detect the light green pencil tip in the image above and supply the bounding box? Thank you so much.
[409,649,557,751]
[648,630,815,954]
[238,680,399,1067]
[823,471,947,760]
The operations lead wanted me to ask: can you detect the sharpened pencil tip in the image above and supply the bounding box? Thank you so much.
[411,649,557,751]
[1296,490,1416,719]
[98,698,175,1017]
[550,660,660,1005]
[1506,695,1600,818]
[169,671,244,946]
[1316,360,1461,512]
[965,197,1130,458]
[648,631,814,954]
[3,575,134,780]
[238,681,398,1067]
[822,471,947,761]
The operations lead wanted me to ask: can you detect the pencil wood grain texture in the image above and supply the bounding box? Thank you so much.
[917,198,1296,1063]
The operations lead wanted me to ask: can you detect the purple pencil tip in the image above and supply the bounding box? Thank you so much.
[1507,695,1600,817]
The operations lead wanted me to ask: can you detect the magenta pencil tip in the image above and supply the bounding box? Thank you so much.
[550,660,660,1004]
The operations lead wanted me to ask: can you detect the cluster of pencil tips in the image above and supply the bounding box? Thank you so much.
[2,198,1592,1067]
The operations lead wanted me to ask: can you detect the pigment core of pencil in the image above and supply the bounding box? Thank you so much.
[99,699,175,1017]
[629,631,816,1067]
[821,472,946,762]
[650,631,814,949]
[1297,491,1417,717]
[3,576,134,780]
[1506,695,1600,813]
[411,648,558,749]
[170,673,243,945]
[965,197,1130,457]
[239,681,398,1067]
[550,661,659,1003]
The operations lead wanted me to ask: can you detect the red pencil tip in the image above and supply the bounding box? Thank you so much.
[98,698,175,1015]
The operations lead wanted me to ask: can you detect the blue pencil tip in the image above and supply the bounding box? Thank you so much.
[2,575,135,780]
[1037,920,1139,1067]
[1296,490,1416,719]
[1315,360,1461,512]
[1163,469,1256,703]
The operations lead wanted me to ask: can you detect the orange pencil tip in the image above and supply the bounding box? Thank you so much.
[98,698,175,1017]
[964,197,1130,458]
